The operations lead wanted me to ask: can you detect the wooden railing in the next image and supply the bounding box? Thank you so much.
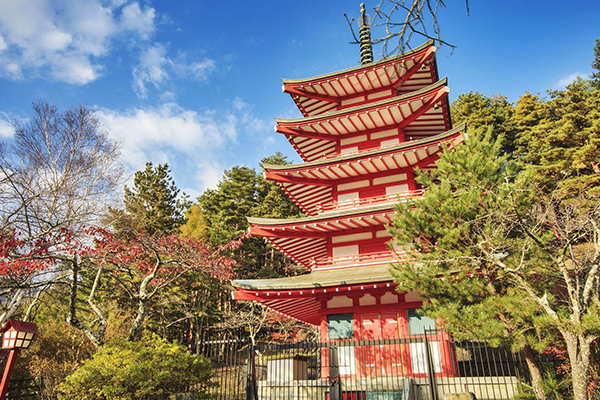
[310,250,409,270]
[316,189,425,213]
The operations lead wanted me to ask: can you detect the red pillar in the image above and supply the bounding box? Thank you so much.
[0,349,19,400]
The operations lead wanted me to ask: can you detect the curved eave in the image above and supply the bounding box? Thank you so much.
[247,204,397,269]
[263,124,465,216]
[231,265,398,325]
[248,202,394,227]
[282,41,438,117]
[233,264,393,291]
[265,123,465,172]
[276,78,448,125]
[276,79,451,162]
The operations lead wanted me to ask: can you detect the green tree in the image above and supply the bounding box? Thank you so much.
[199,166,259,246]
[109,163,188,236]
[451,91,517,153]
[198,153,302,278]
[516,78,600,192]
[391,124,600,400]
[255,153,304,219]
[389,129,549,400]
[591,38,600,89]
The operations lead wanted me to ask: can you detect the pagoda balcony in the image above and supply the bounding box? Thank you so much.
[310,250,409,270]
[321,140,434,161]
[316,189,426,214]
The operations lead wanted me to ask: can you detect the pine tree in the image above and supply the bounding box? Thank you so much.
[109,162,188,236]
[591,38,600,89]
[390,129,548,399]
[451,91,517,153]
[197,153,303,278]
[516,78,600,193]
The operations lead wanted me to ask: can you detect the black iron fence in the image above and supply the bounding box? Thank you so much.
[197,334,533,400]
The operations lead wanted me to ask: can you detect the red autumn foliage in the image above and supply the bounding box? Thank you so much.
[0,227,83,277]
[84,227,237,284]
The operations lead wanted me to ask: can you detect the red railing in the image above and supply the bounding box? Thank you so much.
[319,139,423,160]
[310,250,409,270]
[316,189,425,213]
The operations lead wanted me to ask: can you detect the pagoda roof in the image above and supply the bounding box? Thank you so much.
[276,79,450,162]
[282,41,438,117]
[263,124,466,216]
[232,264,397,325]
[248,203,397,269]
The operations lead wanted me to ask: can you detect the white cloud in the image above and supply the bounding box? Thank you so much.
[133,43,169,98]
[554,71,591,89]
[172,56,216,81]
[0,117,14,139]
[0,0,157,85]
[96,102,236,190]
[132,46,217,98]
[96,99,269,191]
[159,91,177,102]
[120,2,155,41]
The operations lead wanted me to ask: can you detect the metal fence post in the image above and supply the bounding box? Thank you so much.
[424,333,439,400]
[246,342,257,400]
[328,345,342,400]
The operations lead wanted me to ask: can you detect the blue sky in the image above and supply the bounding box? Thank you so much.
[0,0,598,199]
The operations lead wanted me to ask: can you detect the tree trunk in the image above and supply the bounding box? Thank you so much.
[522,345,546,400]
[127,297,147,341]
[66,258,104,347]
[566,332,592,400]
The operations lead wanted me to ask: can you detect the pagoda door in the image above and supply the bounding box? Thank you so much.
[360,313,404,377]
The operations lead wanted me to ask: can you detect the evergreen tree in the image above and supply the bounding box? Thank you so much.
[255,152,304,219]
[516,78,600,192]
[109,162,188,236]
[389,129,549,400]
[591,38,600,89]
[451,91,517,153]
[198,153,302,278]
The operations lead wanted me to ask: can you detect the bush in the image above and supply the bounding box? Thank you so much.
[56,334,213,400]
[20,320,95,400]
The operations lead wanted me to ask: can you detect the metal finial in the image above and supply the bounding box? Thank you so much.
[359,3,373,64]
[360,3,367,27]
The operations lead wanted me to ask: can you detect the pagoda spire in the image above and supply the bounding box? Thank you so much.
[359,3,373,64]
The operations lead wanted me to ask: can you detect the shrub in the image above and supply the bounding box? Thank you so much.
[56,334,213,400]
[20,320,95,400]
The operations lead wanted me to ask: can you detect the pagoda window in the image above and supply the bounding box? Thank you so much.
[337,192,359,203]
[340,96,365,107]
[385,183,410,194]
[373,173,407,185]
[371,128,399,140]
[407,308,437,336]
[337,180,370,192]
[367,89,392,100]
[332,245,359,264]
[327,313,354,340]
[332,232,373,245]
[340,135,367,146]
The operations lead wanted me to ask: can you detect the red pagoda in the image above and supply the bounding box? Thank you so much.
[232,9,465,378]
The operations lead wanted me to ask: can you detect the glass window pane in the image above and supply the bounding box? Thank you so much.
[407,308,437,335]
[327,313,354,339]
